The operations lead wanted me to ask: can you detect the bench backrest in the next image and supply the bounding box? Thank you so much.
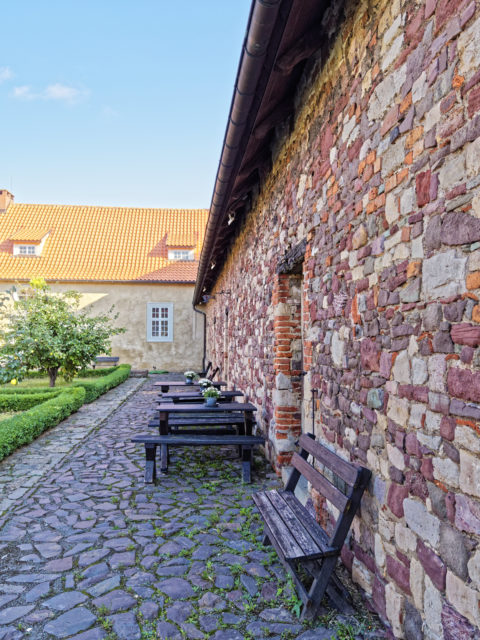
[286,433,371,550]
[203,362,212,376]
[208,366,220,380]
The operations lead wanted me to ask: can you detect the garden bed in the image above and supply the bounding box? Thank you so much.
[0,365,132,460]
[0,387,86,461]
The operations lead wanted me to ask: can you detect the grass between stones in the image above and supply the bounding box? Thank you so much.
[119,449,384,639]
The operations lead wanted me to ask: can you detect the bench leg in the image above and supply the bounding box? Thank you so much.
[301,556,338,621]
[160,444,168,474]
[241,446,253,483]
[262,533,271,546]
[145,444,157,483]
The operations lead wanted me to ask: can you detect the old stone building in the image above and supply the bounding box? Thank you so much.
[194,0,480,637]
[0,190,208,370]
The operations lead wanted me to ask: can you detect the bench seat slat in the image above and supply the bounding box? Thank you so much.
[265,490,332,559]
[252,491,305,561]
[292,453,349,513]
[298,434,360,487]
[132,434,263,446]
[149,416,247,427]
[281,492,336,553]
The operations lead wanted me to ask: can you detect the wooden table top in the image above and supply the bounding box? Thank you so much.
[157,401,257,413]
[160,390,243,401]
[153,380,227,388]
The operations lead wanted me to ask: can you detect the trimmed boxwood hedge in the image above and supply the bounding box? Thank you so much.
[0,390,63,411]
[0,387,86,461]
[76,366,120,377]
[71,364,131,403]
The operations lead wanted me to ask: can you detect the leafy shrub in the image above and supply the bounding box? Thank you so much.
[76,366,120,377]
[0,390,63,411]
[71,364,131,403]
[0,387,86,461]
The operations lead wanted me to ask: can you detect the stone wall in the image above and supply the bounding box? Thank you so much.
[205,0,480,637]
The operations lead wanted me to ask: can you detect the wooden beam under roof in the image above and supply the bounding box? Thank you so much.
[274,23,324,75]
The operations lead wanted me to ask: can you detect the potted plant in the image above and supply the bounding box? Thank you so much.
[198,377,213,389]
[184,370,197,385]
[202,386,221,407]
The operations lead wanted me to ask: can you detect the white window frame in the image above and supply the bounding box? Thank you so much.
[168,249,194,261]
[147,302,173,342]
[14,244,37,256]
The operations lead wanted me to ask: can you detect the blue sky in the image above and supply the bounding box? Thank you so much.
[0,1,251,208]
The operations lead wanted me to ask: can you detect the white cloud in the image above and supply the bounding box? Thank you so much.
[102,105,119,118]
[12,85,34,99]
[0,67,13,83]
[11,82,89,104]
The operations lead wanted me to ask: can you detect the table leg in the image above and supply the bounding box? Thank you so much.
[242,446,252,483]
[159,411,169,473]
[160,445,168,474]
[145,444,157,483]
[245,411,254,436]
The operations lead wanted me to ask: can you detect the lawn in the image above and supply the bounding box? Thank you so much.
[0,412,18,422]
[1,376,95,390]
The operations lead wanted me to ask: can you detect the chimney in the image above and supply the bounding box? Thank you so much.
[0,190,14,213]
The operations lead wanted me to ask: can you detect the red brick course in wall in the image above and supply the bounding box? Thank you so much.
[205,0,480,637]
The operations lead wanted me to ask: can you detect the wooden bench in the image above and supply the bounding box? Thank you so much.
[252,433,371,620]
[132,433,264,483]
[149,414,248,430]
[93,356,119,369]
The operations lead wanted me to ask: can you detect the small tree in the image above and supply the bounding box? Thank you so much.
[0,279,125,386]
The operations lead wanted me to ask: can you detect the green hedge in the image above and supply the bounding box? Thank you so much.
[76,366,120,377]
[0,387,86,461]
[25,365,120,380]
[0,390,63,411]
[71,364,131,403]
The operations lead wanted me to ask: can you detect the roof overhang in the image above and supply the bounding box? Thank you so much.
[194,0,341,305]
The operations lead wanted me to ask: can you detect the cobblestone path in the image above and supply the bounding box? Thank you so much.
[0,377,384,640]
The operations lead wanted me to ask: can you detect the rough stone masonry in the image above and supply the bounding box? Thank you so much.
[204,0,480,638]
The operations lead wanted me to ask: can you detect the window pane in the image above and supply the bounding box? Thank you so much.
[152,320,159,337]
[161,307,168,318]
[160,320,168,336]
[152,307,159,318]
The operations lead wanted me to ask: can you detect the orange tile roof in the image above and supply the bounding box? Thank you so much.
[9,228,50,243]
[0,203,208,283]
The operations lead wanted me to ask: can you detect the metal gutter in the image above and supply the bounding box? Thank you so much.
[194,0,287,305]
[192,303,207,373]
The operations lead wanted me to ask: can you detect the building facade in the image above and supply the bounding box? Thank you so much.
[0,190,207,370]
[195,0,480,637]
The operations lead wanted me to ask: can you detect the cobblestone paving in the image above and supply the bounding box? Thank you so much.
[0,377,385,639]
[0,379,146,520]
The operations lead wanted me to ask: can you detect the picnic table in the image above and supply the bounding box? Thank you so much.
[153,380,227,393]
[133,400,262,482]
[159,390,244,403]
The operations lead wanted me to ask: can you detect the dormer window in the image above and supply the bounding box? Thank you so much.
[168,249,194,261]
[15,244,37,256]
[10,228,50,257]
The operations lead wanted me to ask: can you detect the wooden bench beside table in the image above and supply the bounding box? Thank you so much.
[252,433,371,620]
[132,433,264,483]
[134,400,262,483]
[93,356,119,369]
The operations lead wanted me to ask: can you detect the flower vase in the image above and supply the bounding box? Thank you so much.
[205,396,217,407]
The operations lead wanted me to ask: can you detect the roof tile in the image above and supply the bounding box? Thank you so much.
[0,203,208,283]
